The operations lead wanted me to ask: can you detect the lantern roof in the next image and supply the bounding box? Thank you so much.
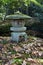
[5,11,32,20]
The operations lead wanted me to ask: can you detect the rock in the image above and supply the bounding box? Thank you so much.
[0,38,3,43]
[18,49,25,54]
[32,51,39,57]
[2,58,9,64]
[36,39,43,43]
[0,44,3,49]
[25,49,31,54]
[27,43,33,48]
[27,58,36,63]
[16,53,22,57]
[11,54,16,58]
[7,52,12,55]
[9,60,13,64]
[23,44,27,49]
[39,52,43,58]
[27,58,40,65]
[34,38,37,40]
[13,46,22,52]
[40,47,43,51]
[7,56,12,59]
[37,43,41,47]
[5,62,10,65]
[22,60,27,65]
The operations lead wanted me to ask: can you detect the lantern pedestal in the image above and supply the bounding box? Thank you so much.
[11,32,27,43]
[10,27,27,42]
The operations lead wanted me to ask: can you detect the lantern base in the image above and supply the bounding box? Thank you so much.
[11,32,27,43]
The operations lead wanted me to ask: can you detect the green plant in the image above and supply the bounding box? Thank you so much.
[2,40,7,44]
[0,23,11,36]
[11,50,17,54]
[11,58,23,65]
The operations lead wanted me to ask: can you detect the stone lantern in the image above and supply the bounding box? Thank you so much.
[5,11,31,43]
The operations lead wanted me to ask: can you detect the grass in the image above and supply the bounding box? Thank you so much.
[11,58,23,65]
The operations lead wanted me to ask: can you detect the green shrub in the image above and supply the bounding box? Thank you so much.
[31,22,43,32]
[25,21,43,38]
[0,23,11,36]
